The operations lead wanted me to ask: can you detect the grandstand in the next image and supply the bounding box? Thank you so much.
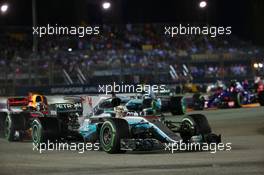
[0,24,263,95]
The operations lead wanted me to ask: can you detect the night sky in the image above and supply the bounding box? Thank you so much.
[1,0,264,45]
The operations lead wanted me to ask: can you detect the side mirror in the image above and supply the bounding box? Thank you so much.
[111,97,121,107]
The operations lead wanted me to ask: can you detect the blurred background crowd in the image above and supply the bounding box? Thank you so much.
[0,24,263,89]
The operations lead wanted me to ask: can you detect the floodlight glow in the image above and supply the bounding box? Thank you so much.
[0,4,9,13]
[253,63,259,69]
[199,1,207,8]
[102,2,111,10]
[258,63,263,68]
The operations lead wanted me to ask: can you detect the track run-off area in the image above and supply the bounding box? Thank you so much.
[0,107,264,175]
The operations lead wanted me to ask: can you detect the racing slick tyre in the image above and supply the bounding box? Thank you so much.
[4,113,26,141]
[169,96,186,115]
[99,118,129,154]
[232,92,242,108]
[192,93,205,110]
[0,112,6,137]
[258,91,264,106]
[32,117,60,148]
[180,114,212,143]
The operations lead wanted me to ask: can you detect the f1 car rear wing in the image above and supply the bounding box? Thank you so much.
[6,97,29,111]
[49,102,83,115]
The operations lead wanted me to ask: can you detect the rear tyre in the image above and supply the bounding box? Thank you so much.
[0,112,6,138]
[4,113,27,141]
[170,96,186,115]
[180,114,212,142]
[4,113,15,141]
[32,117,60,148]
[192,93,205,110]
[258,91,264,106]
[233,92,242,108]
[100,118,129,154]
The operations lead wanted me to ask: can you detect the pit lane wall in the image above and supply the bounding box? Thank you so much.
[1,84,202,96]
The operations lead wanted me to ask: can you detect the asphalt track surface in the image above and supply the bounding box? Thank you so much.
[0,107,264,175]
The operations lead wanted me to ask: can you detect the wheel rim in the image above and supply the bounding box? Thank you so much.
[182,121,194,133]
[181,120,195,141]
[102,126,112,145]
[32,125,39,143]
[100,121,116,152]
[4,116,10,138]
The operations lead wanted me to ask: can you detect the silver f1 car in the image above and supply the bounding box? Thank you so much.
[31,97,221,153]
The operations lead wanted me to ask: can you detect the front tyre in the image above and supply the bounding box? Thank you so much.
[100,118,129,154]
[258,91,264,106]
[180,114,212,143]
[170,96,186,115]
[192,93,205,110]
[233,92,243,108]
